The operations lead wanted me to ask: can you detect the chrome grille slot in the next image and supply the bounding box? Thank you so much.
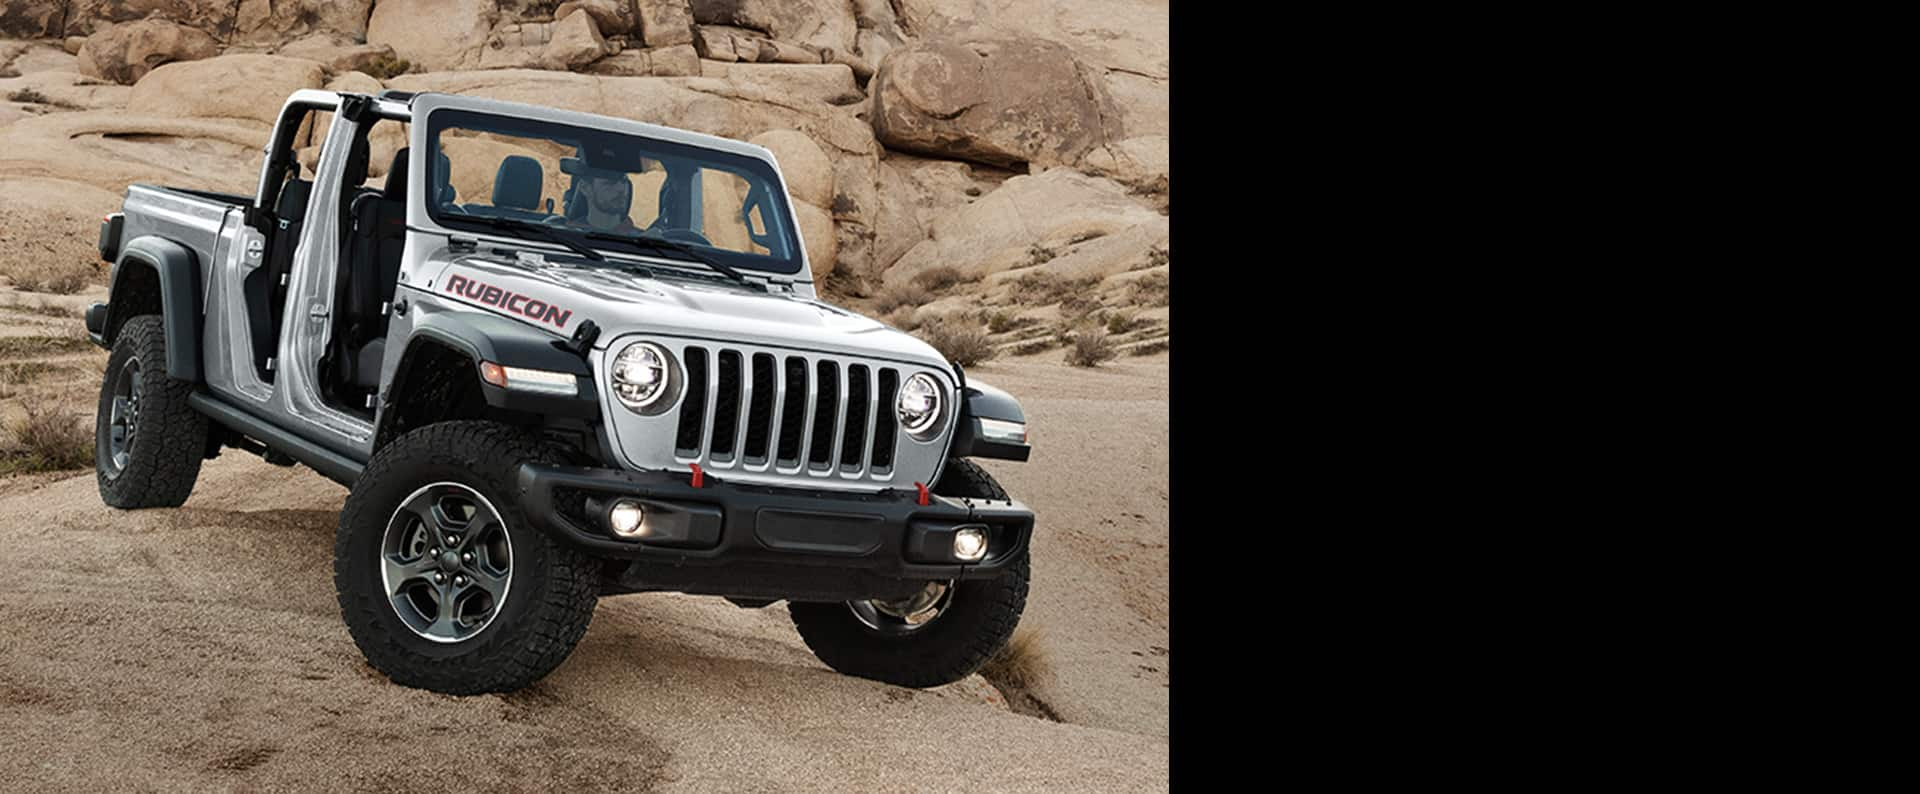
[743,353,776,464]
[709,350,742,461]
[872,369,898,472]
[841,365,870,470]
[673,346,709,455]
[776,356,808,466]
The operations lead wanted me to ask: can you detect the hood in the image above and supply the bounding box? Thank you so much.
[409,248,951,369]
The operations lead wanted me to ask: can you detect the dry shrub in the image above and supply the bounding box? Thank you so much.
[881,305,921,331]
[1103,308,1148,334]
[9,259,95,294]
[978,628,1058,720]
[1009,271,1102,307]
[915,319,996,366]
[1126,272,1169,307]
[873,281,932,313]
[1065,328,1117,368]
[1025,243,1056,267]
[0,335,92,357]
[1058,294,1100,327]
[2,403,93,473]
[909,265,972,292]
[5,300,75,319]
[362,54,413,80]
[986,310,1032,334]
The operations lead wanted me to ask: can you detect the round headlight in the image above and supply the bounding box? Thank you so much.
[611,342,678,413]
[897,373,944,440]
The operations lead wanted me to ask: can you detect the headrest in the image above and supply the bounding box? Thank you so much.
[492,155,544,210]
[383,148,410,200]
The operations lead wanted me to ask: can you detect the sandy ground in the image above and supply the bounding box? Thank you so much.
[0,292,1169,791]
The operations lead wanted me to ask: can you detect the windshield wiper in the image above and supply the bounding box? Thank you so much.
[456,215,604,262]
[582,231,759,290]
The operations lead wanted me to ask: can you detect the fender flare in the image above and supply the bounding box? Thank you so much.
[106,236,202,382]
[949,378,1031,461]
[395,308,599,418]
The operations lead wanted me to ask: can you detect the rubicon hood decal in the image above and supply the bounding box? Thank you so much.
[444,272,573,329]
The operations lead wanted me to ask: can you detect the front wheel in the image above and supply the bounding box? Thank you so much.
[789,458,1028,688]
[333,421,598,695]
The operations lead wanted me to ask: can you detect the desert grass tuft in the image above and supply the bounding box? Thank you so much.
[1,403,93,474]
[1065,328,1117,368]
[915,319,996,366]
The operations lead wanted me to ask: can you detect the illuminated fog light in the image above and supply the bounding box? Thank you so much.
[952,527,988,562]
[608,500,648,538]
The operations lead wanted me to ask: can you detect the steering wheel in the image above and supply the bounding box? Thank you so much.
[654,227,711,247]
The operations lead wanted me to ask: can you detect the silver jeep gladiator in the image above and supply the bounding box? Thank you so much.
[83,89,1035,694]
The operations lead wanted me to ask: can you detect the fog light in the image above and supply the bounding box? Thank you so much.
[953,527,988,562]
[608,499,647,538]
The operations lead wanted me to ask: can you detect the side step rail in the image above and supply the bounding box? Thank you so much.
[186,393,365,486]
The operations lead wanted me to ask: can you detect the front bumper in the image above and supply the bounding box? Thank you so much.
[514,462,1034,602]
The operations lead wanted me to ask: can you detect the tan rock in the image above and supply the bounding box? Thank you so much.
[368,0,496,72]
[871,153,998,272]
[129,54,327,128]
[692,26,738,62]
[636,0,696,47]
[1,0,64,38]
[687,0,857,58]
[78,19,220,85]
[749,130,833,208]
[233,0,376,47]
[792,200,837,281]
[1078,135,1167,197]
[648,44,700,76]
[555,0,640,36]
[544,9,612,70]
[277,35,403,76]
[63,36,87,56]
[0,71,133,111]
[61,0,241,39]
[872,35,1122,170]
[882,169,1166,288]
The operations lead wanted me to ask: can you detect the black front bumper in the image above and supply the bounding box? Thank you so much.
[515,463,1034,602]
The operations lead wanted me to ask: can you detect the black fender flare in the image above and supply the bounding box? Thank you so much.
[398,308,600,419]
[105,236,202,382]
[949,378,1031,461]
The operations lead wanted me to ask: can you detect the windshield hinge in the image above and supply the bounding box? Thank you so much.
[448,235,477,254]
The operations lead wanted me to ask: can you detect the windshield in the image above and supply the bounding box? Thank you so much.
[424,108,803,275]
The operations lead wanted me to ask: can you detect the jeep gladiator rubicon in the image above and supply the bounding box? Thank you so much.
[84,89,1035,694]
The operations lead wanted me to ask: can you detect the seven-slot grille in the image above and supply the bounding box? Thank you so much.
[674,346,905,479]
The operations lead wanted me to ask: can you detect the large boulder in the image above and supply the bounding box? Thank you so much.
[635,0,696,47]
[62,0,240,39]
[687,0,857,56]
[128,54,327,128]
[583,44,700,77]
[749,129,833,208]
[544,9,614,70]
[233,0,376,46]
[1,0,64,37]
[881,168,1166,288]
[871,35,1122,170]
[276,35,402,76]
[77,19,220,85]
[367,0,497,72]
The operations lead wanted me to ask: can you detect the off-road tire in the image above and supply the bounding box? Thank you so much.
[334,421,599,695]
[789,458,1028,688]
[96,314,207,508]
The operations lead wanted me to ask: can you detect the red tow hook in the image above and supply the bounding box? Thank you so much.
[690,463,704,488]
[915,481,930,506]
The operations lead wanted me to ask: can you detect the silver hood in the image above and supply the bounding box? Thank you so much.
[407,248,950,369]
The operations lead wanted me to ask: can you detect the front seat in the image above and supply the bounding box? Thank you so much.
[491,155,544,218]
[342,147,411,390]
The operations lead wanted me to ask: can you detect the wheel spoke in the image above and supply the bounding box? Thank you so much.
[382,553,436,593]
[459,518,499,549]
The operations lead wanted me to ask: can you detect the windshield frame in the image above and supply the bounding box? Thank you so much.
[421,107,806,276]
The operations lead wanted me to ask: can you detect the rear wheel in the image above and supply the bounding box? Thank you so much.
[334,421,598,694]
[95,314,207,508]
[790,459,1028,688]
